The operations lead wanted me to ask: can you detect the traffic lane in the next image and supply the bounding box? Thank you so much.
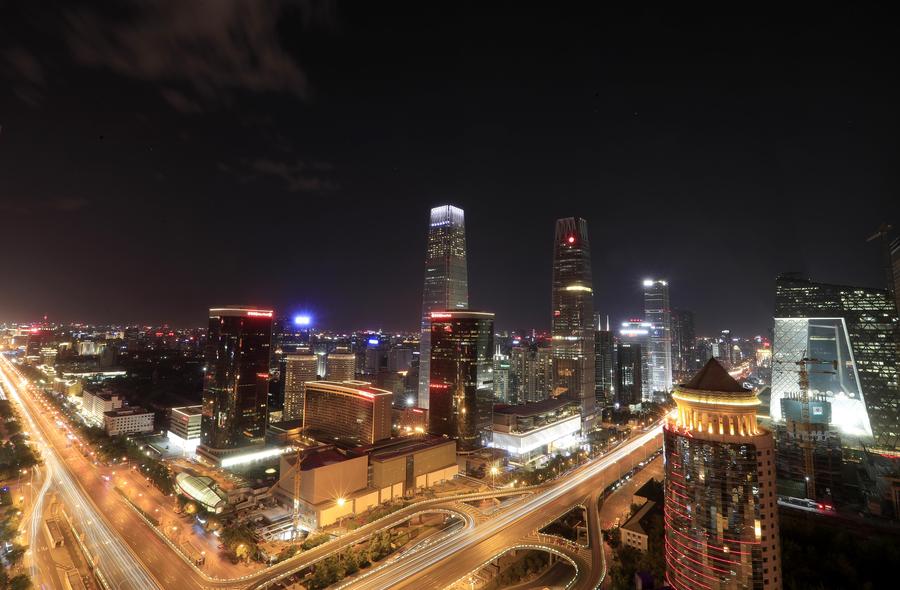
[346,435,662,590]
[597,455,663,529]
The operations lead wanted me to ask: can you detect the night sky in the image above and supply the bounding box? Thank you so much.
[1,2,898,334]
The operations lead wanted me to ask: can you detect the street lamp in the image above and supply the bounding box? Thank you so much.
[490,466,499,488]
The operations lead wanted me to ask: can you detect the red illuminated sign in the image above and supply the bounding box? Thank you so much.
[567,236,575,244]
[247,310,273,317]
[431,312,452,319]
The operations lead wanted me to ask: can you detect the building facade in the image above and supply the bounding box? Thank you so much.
[670,308,696,383]
[551,217,596,425]
[643,279,673,395]
[283,353,317,422]
[200,307,273,461]
[772,273,899,450]
[104,407,154,436]
[664,359,782,590]
[594,324,615,407]
[510,344,553,404]
[418,205,469,410]
[618,320,651,404]
[428,310,494,452]
[325,351,356,382]
[168,405,203,453]
[303,381,393,446]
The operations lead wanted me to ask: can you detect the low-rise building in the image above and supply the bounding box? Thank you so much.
[168,405,202,453]
[621,500,659,553]
[103,407,154,436]
[489,398,581,463]
[82,388,122,426]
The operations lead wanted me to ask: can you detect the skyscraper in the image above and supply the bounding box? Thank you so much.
[428,310,494,452]
[551,217,596,426]
[594,315,615,407]
[643,278,673,396]
[618,320,651,403]
[664,359,782,590]
[772,273,899,450]
[418,205,469,409]
[283,352,317,422]
[200,307,273,463]
[670,308,696,382]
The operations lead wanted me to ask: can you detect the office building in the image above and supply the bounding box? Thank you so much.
[490,398,581,463]
[618,320,651,404]
[643,279,673,395]
[664,359,782,590]
[303,380,392,446]
[200,307,273,462]
[773,273,899,450]
[510,344,553,404]
[81,387,123,426]
[428,310,494,452]
[326,351,356,382]
[551,217,596,425]
[283,353,317,422]
[103,407,155,436]
[891,236,900,315]
[670,308,696,382]
[418,205,469,410]
[167,405,203,454]
[594,316,615,406]
[492,350,511,403]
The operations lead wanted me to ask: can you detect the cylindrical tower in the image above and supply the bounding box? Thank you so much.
[664,359,781,590]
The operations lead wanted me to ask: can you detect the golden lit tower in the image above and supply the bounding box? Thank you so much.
[664,359,782,590]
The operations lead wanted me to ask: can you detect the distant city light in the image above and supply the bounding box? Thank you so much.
[406,396,415,407]
[567,236,575,244]
[643,279,654,287]
[367,338,379,346]
[293,314,312,327]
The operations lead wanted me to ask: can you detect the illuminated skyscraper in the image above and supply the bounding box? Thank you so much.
[200,307,273,463]
[772,273,899,450]
[594,314,615,406]
[618,320,651,403]
[643,278,673,396]
[510,343,553,404]
[428,310,494,452]
[418,205,469,409]
[664,359,782,590]
[551,217,596,426]
[283,353,317,422]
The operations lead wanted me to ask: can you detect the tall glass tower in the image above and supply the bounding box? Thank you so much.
[773,273,898,450]
[428,310,494,452]
[200,307,273,463]
[643,278,673,397]
[418,205,469,409]
[551,217,596,425]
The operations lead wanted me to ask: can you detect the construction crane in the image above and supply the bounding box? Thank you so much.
[267,444,304,541]
[791,356,836,500]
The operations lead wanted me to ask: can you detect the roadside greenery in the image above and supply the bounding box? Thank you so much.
[306,529,398,590]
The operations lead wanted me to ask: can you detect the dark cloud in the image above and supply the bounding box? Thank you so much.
[63,0,318,111]
[3,47,45,106]
[249,158,338,192]
[0,197,91,213]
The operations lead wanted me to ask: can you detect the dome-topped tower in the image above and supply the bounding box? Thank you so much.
[670,358,761,437]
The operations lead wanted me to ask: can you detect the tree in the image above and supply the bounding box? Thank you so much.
[9,575,32,590]
[5,543,27,566]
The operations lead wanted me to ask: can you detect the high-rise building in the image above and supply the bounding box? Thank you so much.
[303,380,393,446]
[492,349,511,404]
[670,308,696,382]
[594,315,615,406]
[200,307,273,462]
[326,351,356,382]
[615,342,643,407]
[283,353,318,422]
[772,273,899,450]
[551,217,596,426]
[664,359,782,590]
[418,205,469,410]
[891,236,900,316]
[643,279,673,395]
[618,320,651,403]
[428,310,494,452]
[510,344,553,404]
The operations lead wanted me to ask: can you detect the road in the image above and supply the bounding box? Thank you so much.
[335,426,663,590]
[4,354,662,590]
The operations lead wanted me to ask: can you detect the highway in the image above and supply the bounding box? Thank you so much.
[330,426,662,590]
[3,353,661,590]
[1,356,161,590]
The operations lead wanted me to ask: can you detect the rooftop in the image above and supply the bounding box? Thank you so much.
[171,405,202,416]
[494,397,573,417]
[104,407,152,417]
[682,358,748,394]
[360,435,455,462]
[621,500,659,535]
